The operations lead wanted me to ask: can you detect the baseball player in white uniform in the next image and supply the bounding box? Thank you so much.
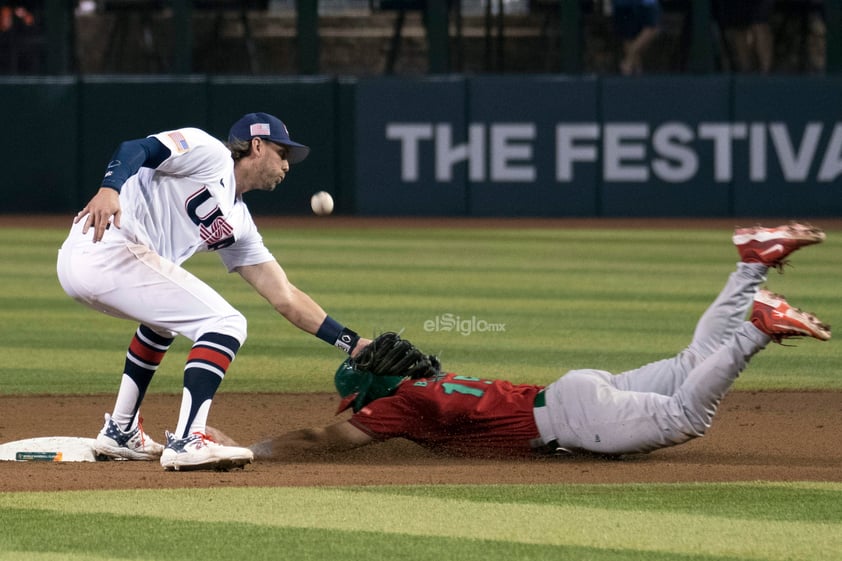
[57,112,369,471]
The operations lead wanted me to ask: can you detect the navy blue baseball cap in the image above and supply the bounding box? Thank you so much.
[228,112,310,164]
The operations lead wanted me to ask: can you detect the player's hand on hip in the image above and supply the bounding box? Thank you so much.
[75,187,122,243]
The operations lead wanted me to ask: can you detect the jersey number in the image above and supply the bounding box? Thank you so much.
[441,376,487,398]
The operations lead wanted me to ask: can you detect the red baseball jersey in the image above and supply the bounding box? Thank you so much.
[348,373,544,458]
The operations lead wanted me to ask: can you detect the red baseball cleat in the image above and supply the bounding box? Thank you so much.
[733,223,825,270]
[751,289,831,343]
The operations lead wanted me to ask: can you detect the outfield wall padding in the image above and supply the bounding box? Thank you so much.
[1,75,839,218]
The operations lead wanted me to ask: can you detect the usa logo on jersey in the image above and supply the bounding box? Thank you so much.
[185,187,235,250]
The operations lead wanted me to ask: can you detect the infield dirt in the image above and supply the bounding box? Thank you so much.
[1,391,840,492]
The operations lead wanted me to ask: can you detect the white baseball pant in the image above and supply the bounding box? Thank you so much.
[57,221,246,344]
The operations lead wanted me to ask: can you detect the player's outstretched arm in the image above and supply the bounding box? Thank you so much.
[250,422,374,461]
[236,260,371,356]
[207,421,374,461]
[75,187,121,243]
[237,260,326,332]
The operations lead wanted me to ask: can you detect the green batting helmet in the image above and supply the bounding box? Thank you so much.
[334,358,407,414]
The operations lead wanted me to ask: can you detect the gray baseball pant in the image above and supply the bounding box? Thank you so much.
[535,262,772,455]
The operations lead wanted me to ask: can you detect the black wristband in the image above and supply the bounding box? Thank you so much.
[316,316,360,354]
[335,327,360,354]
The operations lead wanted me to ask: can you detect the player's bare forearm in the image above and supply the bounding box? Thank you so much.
[283,285,332,333]
[280,287,371,356]
[238,261,334,334]
[205,426,239,446]
[75,187,122,243]
[237,261,370,356]
[251,423,373,461]
[280,288,372,356]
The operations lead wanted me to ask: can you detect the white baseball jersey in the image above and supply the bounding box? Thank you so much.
[117,127,273,271]
[58,127,273,343]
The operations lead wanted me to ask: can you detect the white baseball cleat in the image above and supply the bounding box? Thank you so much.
[160,431,253,471]
[94,412,164,461]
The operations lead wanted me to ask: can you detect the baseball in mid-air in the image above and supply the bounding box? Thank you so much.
[310,191,334,216]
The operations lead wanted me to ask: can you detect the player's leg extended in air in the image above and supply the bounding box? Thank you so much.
[541,224,829,455]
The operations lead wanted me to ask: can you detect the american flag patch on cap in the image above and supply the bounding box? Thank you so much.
[167,131,190,152]
[250,123,271,136]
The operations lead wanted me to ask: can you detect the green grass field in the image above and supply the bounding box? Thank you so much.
[1,223,840,561]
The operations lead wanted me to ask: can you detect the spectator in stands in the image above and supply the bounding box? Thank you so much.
[611,0,662,76]
[0,4,34,32]
[712,0,774,73]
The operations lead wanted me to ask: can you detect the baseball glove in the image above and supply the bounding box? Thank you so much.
[350,332,441,379]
